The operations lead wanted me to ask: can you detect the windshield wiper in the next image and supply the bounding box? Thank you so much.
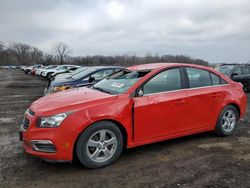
[92,86,111,94]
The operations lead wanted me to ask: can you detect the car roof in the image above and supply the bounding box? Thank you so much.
[127,63,209,71]
[89,66,123,69]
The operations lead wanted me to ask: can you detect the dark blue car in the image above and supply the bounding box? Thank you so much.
[44,66,123,94]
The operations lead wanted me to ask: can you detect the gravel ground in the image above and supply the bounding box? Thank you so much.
[0,69,250,188]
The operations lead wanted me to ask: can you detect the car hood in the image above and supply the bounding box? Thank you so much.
[30,87,117,116]
[49,77,77,87]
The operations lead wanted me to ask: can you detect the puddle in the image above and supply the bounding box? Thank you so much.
[198,142,232,150]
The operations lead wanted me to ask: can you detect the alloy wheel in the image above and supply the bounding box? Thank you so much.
[86,129,118,163]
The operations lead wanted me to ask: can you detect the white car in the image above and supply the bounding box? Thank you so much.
[41,65,80,78]
[36,65,58,76]
[53,67,89,80]
[48,65,80,80]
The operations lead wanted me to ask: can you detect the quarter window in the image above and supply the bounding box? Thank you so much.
[143,68,182,95]
[210,73,221,85]
[186,68,212,88]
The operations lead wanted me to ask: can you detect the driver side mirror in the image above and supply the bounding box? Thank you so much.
[89,76,96,82]
[137,88,144,97]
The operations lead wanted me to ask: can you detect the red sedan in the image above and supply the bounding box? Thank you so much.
[20,63,247,168]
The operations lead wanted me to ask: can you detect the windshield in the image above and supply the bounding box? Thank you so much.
[56,66,67,70]
[216,66,234,75]
[71,67,88,75]
[93,70,150,94]
[71,68,96,80]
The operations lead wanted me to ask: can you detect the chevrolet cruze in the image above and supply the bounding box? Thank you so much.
[20,63,247,169]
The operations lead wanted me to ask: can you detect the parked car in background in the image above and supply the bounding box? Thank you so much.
[41,65,79,78]
[21,66,28,71]
[52,67,89,80]
[44,66,123,94]
[216,64,250,91]
[2,65,10,69]
[24,64,43,74]
[48,65,80,80]
[20,63,247,169]
[35,65,58,76]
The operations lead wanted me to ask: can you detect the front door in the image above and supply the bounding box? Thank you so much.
[133,68,188,142]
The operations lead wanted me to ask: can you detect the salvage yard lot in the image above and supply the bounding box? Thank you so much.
[0,69,250,188]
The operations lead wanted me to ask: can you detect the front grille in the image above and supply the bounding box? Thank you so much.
[22,118,30,129]
[28,109,35,116]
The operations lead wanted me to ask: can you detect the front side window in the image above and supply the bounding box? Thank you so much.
[232,67,242,75]
[242,67,250,75]
[186,68,212,88]
[143,68,182,95]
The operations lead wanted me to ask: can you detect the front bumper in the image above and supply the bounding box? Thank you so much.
[20,111,83,161]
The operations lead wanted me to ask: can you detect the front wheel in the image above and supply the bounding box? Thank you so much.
[76,121,123,169]
[215,105,238,136]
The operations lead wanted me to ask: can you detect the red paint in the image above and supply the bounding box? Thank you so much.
[22,63,247,161]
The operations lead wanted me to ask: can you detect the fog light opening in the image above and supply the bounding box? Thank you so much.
[30,140,57,153]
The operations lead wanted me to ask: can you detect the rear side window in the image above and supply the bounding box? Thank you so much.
[143,68,182,94]
[186,68,212,88]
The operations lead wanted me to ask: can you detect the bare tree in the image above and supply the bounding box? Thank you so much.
[0,41,4,52]
[53,42,71,64]
[30,47,43,64]
[9,42,31,65]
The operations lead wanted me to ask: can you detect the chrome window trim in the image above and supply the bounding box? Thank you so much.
[30,140,56,153]
[142,84,229,97]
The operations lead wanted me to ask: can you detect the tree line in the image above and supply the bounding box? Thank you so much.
[0,41,209,66]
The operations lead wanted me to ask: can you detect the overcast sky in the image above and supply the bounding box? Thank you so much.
[0,0,250,63]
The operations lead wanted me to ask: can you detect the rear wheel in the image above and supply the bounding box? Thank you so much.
[215,105,238,136]
[76,121,123,169]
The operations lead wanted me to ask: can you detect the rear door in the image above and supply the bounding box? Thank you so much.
[185,67,222,130]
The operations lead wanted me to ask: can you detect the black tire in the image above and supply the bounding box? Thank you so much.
[215,105,239,136]
[46,72,53,79]
[76,121,123,169]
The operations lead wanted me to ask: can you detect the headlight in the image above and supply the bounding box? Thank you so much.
[37,113,68,128]
[51,85,74,93]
